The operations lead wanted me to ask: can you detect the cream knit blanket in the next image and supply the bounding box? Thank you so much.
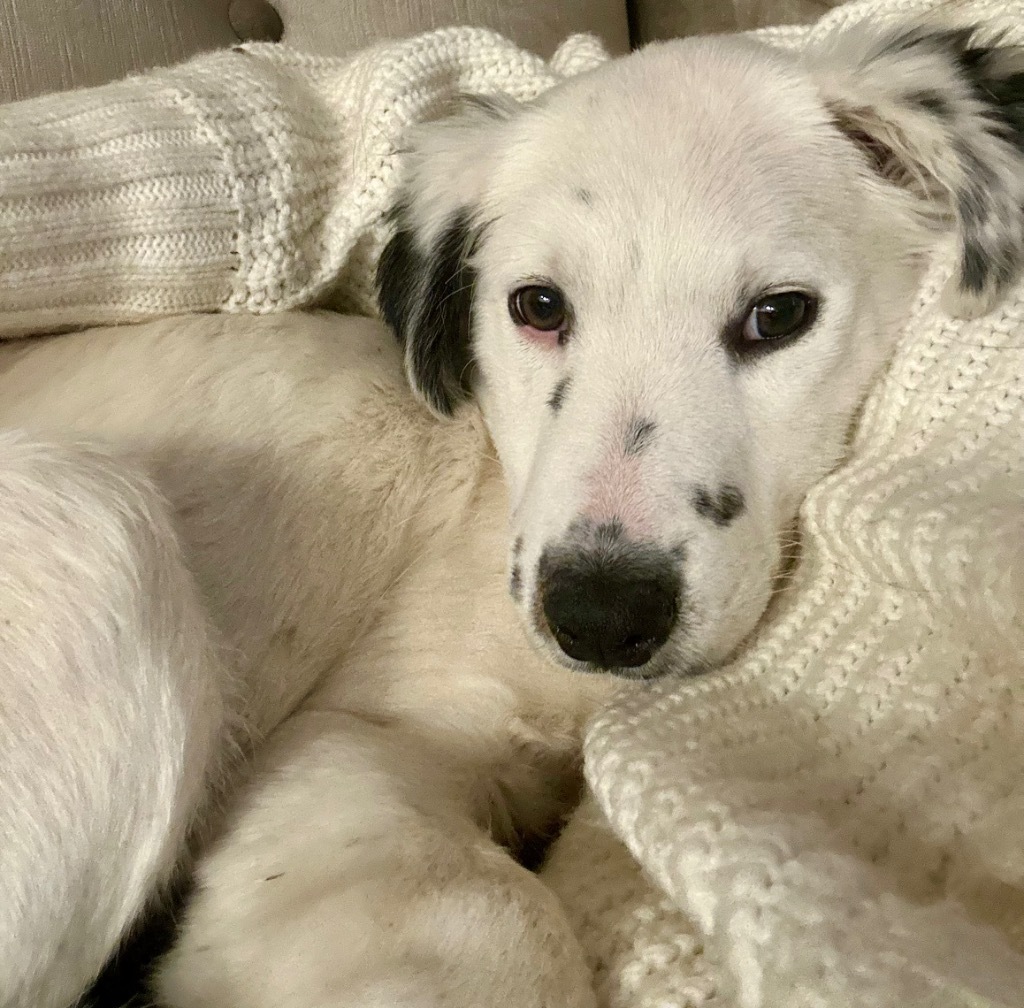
[554,3,1024,1006]
[2,3,1024,1006]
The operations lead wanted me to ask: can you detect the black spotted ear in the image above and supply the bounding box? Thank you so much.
[376,97,519,417]
[376,204,479,417]
[806,22,1024,317]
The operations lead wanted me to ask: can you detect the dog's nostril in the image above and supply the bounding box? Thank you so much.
[540,555,679,671]
[554,625,580,647]
[622,634,653,653]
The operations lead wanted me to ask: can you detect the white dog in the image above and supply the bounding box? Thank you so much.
[2,20,1023,1008]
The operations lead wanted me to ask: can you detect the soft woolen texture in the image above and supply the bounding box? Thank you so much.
[0,29,606,337]
[3,3,1024,1006]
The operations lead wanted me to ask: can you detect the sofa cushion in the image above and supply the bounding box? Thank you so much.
[0,0,627,103]
[0,0,237,102]
[629,0,846,42]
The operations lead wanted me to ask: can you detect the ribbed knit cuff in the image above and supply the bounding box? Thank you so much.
[0,47,350,337]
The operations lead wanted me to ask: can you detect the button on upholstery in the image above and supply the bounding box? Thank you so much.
[228,0,284,43]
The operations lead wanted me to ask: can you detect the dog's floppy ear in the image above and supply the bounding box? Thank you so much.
[805,22,1024,317]
[377,97,518,417]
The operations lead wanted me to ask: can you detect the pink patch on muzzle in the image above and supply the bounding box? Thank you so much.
[581,448,653,538]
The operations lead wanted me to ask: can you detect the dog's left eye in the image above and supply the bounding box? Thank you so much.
[741,292,817,346]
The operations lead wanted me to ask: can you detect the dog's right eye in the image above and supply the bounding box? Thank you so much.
[725,290,819,359]
[509,285,568,341]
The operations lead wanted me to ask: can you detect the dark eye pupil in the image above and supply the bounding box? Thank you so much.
[752,293,810,340]
[511,286,565,332]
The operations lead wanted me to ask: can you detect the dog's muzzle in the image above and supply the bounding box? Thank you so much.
[538,548,680,670]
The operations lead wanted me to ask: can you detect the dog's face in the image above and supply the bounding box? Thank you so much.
[379,24,1024,678]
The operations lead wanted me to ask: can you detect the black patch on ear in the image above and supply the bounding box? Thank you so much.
[952,138,1015,294]
[875,27,1024,141]
[376,204,479,417]
[907,88,953,119]
[624,417,657,456]
[896,28,1024,301]
[692,485,745,527]
[843,25,1024,305]
[879,24,971,58]
[954,37,1024,138]
[955,45,1024,296]
[547,376,572,412]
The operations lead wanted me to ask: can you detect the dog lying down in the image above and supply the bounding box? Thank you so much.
[3,17,1024,1008]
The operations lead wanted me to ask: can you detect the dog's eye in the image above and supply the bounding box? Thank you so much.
[742,292,817,345]
[509,285,567,337]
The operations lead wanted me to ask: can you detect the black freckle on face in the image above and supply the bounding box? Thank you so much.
[575,187,594,207]
[512,535,524,559]
[624,417,656,456]
[509,564,522,602]
[692,484,745,527]
[548,376,571,412]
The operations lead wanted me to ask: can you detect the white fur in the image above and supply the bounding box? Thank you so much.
[0,433,227,1008]
[2,18,1023,1008]
[0,314,602,1008]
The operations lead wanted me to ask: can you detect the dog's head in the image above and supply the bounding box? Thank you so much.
[378,22,1024,678]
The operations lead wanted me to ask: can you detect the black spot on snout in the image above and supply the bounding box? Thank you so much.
[692,484,745,527]
[509,564,522,602]
[624,417,656,456]
[548,376,572,412]
[575,188,594,207]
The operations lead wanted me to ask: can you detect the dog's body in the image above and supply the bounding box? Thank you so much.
[0,313,605,1008]
[3,20,1024,1008]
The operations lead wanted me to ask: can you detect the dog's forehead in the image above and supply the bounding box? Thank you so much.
[492,37,846,243]
[475,39,865,318]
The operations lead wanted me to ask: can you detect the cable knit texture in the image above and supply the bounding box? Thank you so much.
[3,3,1024,1006]
[0,30,607,337]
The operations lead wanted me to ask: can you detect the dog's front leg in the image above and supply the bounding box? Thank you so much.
[156,709,596,1008]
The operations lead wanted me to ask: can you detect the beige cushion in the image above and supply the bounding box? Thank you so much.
[0,0,627,103]
[630,0,845,43]
[0,0,238,102]
[277,0,627,58]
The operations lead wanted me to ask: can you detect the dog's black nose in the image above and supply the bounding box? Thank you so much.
[540,554,679,669]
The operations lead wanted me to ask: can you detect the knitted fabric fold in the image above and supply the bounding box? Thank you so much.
[0,30,608,337]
